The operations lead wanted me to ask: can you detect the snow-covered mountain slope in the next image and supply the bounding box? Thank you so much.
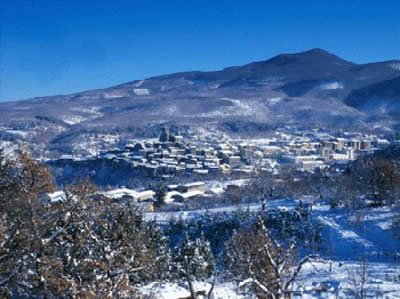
[1,49,399,156]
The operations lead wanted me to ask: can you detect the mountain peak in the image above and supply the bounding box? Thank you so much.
[300,48,331,55]
[273,48,352,62]
[255,48,355,77]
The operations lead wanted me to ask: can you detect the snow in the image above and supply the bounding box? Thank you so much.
[319,216,374,250]
[104,92,125,99]
[389,62,400,71]
[4,130,29,137]
[134,88,150,95]
[101,188,137,199]
[140,258,400,298]
[141,281,252,299]
[133,80,145,87]
[62,115,88,125]
[0,141,23,159]
[296,260,400,298]
[165,104,180,116]
[62,107,104,125]
[46,191,66,202]
[143,196,400,297]
[145,198,297,224]
[206,178,250,195]
[268,97,283,104]
[197,97,268,120]
[319,81,344,90]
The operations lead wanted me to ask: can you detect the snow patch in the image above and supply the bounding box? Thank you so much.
[62,115,88,125]
[134,88,150,96]
[268,97,283,104]
[101,188,137,199]
[104,92,125,99]
[198,98,267,120]
[141,281,251,299]
[133,80,145,87]
[389,62,400,71]
[63,107,104,124]
[165,105,180,116]
[4,130,29,137]
[319,81,344,90]
[46,191,66,203]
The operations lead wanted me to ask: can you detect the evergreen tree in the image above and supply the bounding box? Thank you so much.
[153,181,166,208]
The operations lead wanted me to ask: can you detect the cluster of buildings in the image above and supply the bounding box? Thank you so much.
[61,127,391,178]
[100,181,210,211]
[271,129,387,171]
[98,127,258,179]
[45,180,212,211]
[46,127,393,210]
[102,127,390,175]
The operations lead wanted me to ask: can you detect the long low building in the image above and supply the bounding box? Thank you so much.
[101,188,155,202]
[299,160,325,171]
[177,182,206,193]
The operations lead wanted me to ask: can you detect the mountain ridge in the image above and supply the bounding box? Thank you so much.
[4,48,399,103]
[1,48,400,156]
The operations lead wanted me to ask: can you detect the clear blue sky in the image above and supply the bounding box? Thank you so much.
[1,0,399,102]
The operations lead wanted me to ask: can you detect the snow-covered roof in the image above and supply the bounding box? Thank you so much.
[102,188,137,199]
[46,191,66,203]
[185,182,205,187]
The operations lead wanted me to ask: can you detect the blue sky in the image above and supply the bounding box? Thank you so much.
[1,0,399,102]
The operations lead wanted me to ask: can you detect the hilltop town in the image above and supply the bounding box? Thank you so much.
[44,126,393,211]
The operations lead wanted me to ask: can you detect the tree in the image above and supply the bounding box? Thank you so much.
[0,151,55,296]
[0,152,168,297]
[173,232,215,299]
[367,158,400,206]
[227,218,316,298]
[153,181,166,208]
[348,223,369,299]
[43,180,167,297]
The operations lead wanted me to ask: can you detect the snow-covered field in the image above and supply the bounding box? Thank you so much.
[143,198,400,298]
[141,259,400,298]
[141,281,251,299]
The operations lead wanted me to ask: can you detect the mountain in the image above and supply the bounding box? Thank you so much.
[0,48,399,156]
[345,76,400,120]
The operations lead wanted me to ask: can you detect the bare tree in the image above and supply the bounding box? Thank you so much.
[228,219,316,298]
[347,222,369,299]
[173,232,215,299]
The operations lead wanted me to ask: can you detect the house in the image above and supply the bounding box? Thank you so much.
[170,190,207,202]
[220,163,232,174]
[135,190,155,202]
[168,184,179,191]
[42,191,67,203]
[228,156,241,168]
[177,182,206,193]
[136,202,154,212]
[299,160,325,172]
[101,188,137,201]
[193,169,208,175]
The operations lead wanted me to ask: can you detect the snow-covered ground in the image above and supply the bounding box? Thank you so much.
[144,198,297,225]
[140,259,400,298]
[134,88,150,95]
[295,260,400,298]
[143,197,400,298]
[141,281,252,299]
